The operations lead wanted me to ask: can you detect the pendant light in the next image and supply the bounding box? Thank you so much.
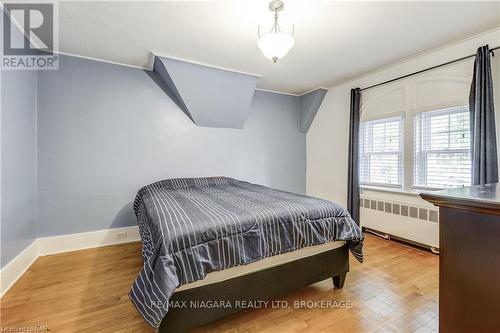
[257,0,295,63]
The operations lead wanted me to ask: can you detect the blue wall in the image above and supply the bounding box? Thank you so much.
[1,15,38,267]
[36,55,306,237]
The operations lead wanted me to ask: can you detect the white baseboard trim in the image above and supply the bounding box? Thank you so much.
[0,240,39,298]
[0,226,140,298]
[38,226,140,256]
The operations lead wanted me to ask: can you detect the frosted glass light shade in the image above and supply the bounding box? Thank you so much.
[257,32,295,63]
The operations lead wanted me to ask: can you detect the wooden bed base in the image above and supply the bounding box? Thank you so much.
[159,244,350,332]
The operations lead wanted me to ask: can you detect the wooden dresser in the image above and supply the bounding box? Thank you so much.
[420,183,500,333]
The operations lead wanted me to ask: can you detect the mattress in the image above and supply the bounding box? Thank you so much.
[177,240,345,291]
[129,177,364,329]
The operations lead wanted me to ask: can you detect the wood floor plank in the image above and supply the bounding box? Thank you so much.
[0,234,438,332]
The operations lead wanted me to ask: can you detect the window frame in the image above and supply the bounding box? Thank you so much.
[413,105,471,190]
[359,115,405,189]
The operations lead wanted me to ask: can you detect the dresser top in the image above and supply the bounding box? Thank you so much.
[420,183,500,215]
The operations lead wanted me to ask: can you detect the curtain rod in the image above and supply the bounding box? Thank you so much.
[360,45,500,92]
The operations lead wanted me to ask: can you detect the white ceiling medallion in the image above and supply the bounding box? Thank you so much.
[257,0,295,63]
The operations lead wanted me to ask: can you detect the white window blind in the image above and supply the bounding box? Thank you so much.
[414,105,471,189]
[360,116,404,187]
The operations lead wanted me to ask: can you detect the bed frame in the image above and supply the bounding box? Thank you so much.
[159,244,350,332]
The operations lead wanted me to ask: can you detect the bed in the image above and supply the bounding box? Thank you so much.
[129,177,364,332]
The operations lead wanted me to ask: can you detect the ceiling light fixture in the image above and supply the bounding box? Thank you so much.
[257,0,295,63]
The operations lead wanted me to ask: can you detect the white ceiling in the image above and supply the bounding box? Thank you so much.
[57,1,500,95]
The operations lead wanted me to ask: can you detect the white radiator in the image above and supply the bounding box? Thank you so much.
[360,191,439,249]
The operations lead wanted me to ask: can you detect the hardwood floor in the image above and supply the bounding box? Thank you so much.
[0,234,438,332]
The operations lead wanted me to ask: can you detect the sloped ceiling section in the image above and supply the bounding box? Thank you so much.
[298,88,328,133]
[154,56,259,129]
[153,57,193,121]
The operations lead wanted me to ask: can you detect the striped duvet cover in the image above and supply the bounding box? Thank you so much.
[129,177,364,329]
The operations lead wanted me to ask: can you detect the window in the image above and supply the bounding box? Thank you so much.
[414,105,471,189]
[360,116,404,187]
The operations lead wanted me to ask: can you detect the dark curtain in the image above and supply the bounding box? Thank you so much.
[347,88,361,224]
[469,45,499,185]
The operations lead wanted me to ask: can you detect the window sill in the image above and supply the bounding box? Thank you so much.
[360,185,436,197]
